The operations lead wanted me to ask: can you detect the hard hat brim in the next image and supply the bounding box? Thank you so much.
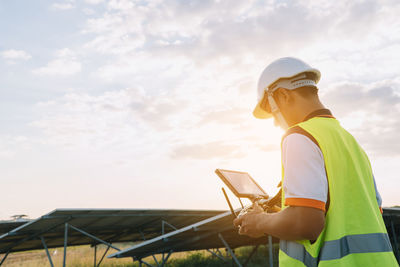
[253,100,273,119]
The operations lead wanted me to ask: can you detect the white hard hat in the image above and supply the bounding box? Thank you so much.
[253,57,321,119]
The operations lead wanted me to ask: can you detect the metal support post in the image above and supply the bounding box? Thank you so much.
[139,230,159,265]
[0,251,10,266]
[40,236,54,267]
[63,223,68,267]
[160,220,177,265]
[161,220,177,234]
[94,245,97,267]
[150,225,234,261]
[160,250,172,267]
[207,248,227,261]
[268,235,274,267]
[68,224,120,251]
[217,248,225,259]
[140,260,156,267]
[96,245,111,267]
[242,245,259,267]
[391,217,400,262]
[218,233,243,267]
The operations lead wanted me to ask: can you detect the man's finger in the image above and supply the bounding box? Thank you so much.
[238,225,246,235]
[233,216,243,227]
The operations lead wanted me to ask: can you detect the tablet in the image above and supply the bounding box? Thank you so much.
[215,169,269,199]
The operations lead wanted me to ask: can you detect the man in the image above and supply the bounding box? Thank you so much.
[233,57,398,266]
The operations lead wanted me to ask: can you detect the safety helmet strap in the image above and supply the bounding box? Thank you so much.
[267,90,289,130]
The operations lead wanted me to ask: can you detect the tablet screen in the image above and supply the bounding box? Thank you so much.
[216,169,267,198]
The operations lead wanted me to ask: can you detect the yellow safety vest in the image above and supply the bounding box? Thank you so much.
[279,116,398,266]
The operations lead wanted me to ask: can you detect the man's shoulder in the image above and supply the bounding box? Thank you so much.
[282,126,319,148]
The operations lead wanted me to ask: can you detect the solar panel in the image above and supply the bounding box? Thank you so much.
[383,208,400,241]
[0,209,224,253]
[109,210,276,260]
[0,221,29,235]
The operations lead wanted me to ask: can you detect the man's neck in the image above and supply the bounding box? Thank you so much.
[288,100,326,126]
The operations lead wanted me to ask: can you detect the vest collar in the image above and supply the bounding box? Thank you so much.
[302,109,334,122]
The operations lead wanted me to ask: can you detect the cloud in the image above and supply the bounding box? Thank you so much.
[334,0,380,38]
[171,141,245,160]
[51,0,75,10]
[77,0,400,118]
[31,87,185,151]
[84,0,104,4]
[80,0,400,69]
[322,79,400,117]
[198,108,249,126]
[322,78,400,157]
[1,49,31,60]
[52,3,75,10]
[30,0,400,161]
[0,136,29,159]
[32,48,81,76]
[83,8,96,15]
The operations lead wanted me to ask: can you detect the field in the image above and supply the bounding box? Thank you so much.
[1,244,279,267]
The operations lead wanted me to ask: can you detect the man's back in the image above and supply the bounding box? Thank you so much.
[279,116,397,266]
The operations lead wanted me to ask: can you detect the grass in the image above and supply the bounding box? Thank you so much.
[1,244,279,267]
[165,245,279,267]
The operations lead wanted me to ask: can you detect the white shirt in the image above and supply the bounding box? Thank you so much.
[282,133,382,211]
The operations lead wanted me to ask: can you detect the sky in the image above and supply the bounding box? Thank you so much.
[0,0,399,220]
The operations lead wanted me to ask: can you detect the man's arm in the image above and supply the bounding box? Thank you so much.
[234,205,325,241]
[233,132,328,240]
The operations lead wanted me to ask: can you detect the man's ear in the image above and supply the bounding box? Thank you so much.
[275,88,292,104]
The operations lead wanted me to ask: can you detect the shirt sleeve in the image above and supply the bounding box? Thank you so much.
[282,133,328,212]
[373,174,383,213]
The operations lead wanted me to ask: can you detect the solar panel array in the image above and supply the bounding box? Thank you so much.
[0,209,224,254]
[0,207,398,265]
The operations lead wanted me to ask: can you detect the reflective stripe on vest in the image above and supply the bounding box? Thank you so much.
[281,233,393,266]
[280,240,317,267]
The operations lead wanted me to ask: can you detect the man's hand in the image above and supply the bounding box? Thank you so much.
[233,202,267,238]
[233,205,325,241]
